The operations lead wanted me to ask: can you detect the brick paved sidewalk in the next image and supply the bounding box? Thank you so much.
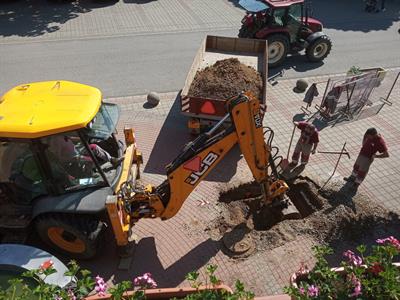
[0,0,242,42]
[88,69,399,297]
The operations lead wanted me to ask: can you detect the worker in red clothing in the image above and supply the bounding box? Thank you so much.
[344,128,389,187]
[289,121,319,167]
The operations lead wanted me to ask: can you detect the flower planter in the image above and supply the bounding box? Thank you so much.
[289,262,400,299]
[254,295,290,300]
[290,262,400,289]
[84,284,233,300]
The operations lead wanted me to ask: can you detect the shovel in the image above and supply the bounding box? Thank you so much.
[281,124,296,169]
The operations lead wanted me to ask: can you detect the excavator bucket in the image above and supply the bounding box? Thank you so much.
[275,195,302,220]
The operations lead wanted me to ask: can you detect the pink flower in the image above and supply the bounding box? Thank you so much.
[133,272,157,289]
[376,236,400,250]
[68,289,77,300]
[349,273,362,297]
[299,287,305,295]
[307,285,319,297]
[95,275,107,296]
[343,250,355,258]
[40,260,54,271]
[343,250,363,266]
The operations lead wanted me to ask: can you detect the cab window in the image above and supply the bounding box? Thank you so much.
[41,133,105,193]
[288,4,302,20]
[0,141,46,203]
[272,8,286,26]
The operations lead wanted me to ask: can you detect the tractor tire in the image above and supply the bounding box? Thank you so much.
[306,35,332,62]
[35,214,104,259]
[267,34,290,68]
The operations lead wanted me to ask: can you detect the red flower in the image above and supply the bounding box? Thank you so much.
[40,260,54,271]
[369,263,384,275]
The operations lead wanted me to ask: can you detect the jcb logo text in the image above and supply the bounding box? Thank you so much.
[185,152,219,185]
[254,112,262,128]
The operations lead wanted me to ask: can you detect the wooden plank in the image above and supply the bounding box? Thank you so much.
[181,37,206,97]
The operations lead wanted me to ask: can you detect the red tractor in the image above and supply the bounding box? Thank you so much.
[238,0,332,68]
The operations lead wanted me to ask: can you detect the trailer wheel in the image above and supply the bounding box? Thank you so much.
[267,34,289,68]
[306,35,332,62]
[35,214,104,259]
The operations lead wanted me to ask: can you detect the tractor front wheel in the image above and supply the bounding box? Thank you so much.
[35,214,104,259]
[306,35,332,62]
[267,34,289,68]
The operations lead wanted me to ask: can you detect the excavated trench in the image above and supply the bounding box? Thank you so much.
[207,178,400,259]
[218,180,321,231]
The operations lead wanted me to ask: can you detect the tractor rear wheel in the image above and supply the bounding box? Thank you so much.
[267,34,289,68]
[35,214,104,259]
[306,35,332,62]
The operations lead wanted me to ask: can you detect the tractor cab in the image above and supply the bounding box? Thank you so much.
[239,0,331,67]
[0,81,137,259]
[260,0,322,39]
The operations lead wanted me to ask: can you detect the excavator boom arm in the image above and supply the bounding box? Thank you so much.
[108,93,287,248]
[155,93,273,219]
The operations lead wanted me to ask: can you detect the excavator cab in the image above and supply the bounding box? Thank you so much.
[0,81,140,259]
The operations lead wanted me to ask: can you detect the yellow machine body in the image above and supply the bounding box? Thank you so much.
[0,81,101,138]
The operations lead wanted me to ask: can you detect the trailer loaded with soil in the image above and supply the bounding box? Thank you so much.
[181,35,268,134]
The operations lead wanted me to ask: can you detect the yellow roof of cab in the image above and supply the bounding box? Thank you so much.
[0,81,102,139]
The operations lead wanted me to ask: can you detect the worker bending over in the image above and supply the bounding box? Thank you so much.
[344,128,389,188]
[290,121,319,167]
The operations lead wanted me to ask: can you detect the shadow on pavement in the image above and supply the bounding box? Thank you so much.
[80,234,221,287]
[269,54,324,77]
[123,0,157,3]
[326,210,400,267]
[0,0,118,38]
[143,93,194,175]
[316,180,400,267]
[144,94,241,182]
[122,237,221,287]
[312,0,400,32]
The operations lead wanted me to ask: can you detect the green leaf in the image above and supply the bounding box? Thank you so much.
[234,280,244,293]
[206,265,218,275]
[80,269,91,278]
[185,271,199,283]
[209,275,220,286]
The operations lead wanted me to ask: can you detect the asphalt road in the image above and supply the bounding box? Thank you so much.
[0,0,399,98]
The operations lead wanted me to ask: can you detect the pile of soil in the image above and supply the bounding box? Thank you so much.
[188,58,263,100]
[205,177,400,258]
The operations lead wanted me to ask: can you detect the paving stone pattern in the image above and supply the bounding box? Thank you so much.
[0,0,242,42]
[101,69,399,296]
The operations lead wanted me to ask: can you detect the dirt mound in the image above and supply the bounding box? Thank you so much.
[206,178,400,258]
[188,58,263,100]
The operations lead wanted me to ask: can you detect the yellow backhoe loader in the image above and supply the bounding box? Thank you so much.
[0,81,296,259]
[107,91,298,255]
